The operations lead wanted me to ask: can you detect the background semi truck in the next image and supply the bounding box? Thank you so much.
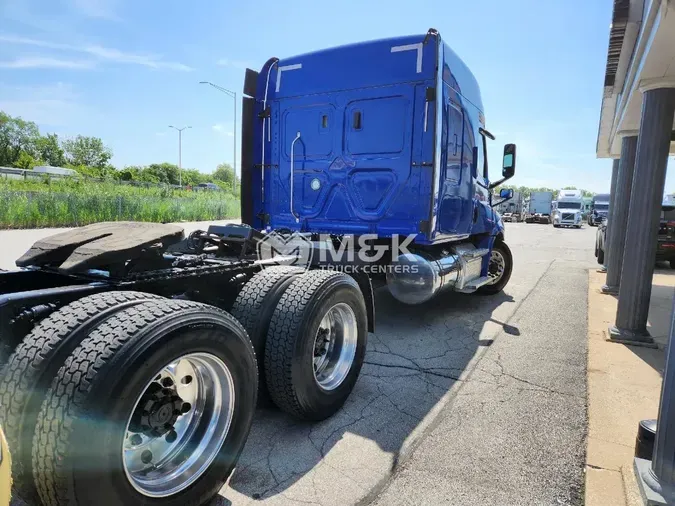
[0,29,516,506]
[588,193,610,226]
[554,189,584,228]
[497,191,524,221]
[525,191,553,224]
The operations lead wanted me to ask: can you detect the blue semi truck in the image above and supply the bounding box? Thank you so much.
[242,28,517,302]
[0,29,516,506]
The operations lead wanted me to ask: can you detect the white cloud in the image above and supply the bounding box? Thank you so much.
[0,34,193,71]
[217,58,253,70]
[0,34,72,50]
[84,45,193,71]
[0,57,94,69]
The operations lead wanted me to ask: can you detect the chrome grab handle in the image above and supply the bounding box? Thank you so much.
[424,101,429,132]
[261,59,278,204]
[290,131,301,223]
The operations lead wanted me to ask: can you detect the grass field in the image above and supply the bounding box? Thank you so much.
[0,178,240,228]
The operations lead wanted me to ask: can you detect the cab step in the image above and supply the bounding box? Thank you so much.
[456,275,492,293]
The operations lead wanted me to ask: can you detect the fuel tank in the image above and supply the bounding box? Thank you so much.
[386,243,487,304]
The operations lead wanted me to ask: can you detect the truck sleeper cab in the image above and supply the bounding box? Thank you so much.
[241,28,516,304]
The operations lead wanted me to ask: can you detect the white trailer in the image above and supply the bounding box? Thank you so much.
[525,192,553,224]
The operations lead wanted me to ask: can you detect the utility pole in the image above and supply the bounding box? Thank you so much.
[199,81,237,193]
[168,125,191,187]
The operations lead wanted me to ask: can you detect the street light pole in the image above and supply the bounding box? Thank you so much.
[168,125,191,187]
[199,81,237,193]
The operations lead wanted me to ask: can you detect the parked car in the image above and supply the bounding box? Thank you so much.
[502,212,514,222]
[596,202,675,267]
[195,182,220,190]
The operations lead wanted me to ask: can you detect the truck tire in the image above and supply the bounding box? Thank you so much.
[231,266,303,402]
[32,300,257,506]
[0,291,162,503]
[265,271,367,420]
[478,241,513,295]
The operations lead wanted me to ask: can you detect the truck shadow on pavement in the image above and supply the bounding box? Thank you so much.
[221,288,515,503]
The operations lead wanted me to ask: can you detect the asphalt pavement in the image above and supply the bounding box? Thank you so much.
[1,221,597,506]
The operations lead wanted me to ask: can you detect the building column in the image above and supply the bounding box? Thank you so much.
[609,86,675,344]
[600,158,620,272]
[602,134,638,293]
[635,271,675,505]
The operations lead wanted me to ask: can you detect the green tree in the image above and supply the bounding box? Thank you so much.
[213,163,236,187]
[35,133,66,167]
[181,168,209,186]
[141,163,180,185]
[62,135,112,169]
[117,165,143,181]
[0,111,40,166]
[14,150,39,170]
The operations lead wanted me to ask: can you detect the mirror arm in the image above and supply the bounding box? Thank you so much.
[489,175,512,190]
[491,197,512,208]
[479,127,496,140]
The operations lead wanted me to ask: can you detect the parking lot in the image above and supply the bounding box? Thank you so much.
[2,222,598,506]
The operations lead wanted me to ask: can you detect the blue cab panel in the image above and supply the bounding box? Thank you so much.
[246,29,502,245]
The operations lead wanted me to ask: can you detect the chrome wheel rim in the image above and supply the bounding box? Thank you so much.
[313,303,358,391]
[123,353,235,498]
[487,249,506,285]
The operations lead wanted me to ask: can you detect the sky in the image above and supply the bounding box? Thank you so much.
[0,0,673,193]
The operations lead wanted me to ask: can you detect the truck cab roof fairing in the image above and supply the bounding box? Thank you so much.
[250,30,492,245]
[258,34,438,100]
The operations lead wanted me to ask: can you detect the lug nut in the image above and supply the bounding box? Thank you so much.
[165,430,178,443]
[130,434,142,446]
[181,375,193,385]
[141,450,153,464]
[161,377,174,387]
[181,402,191,414]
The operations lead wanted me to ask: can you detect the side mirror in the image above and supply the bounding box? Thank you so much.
[502,144,516,178]
[499,188,514,200]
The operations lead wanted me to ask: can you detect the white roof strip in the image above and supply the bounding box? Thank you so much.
[391,43,423,73]
[275,63,302,92]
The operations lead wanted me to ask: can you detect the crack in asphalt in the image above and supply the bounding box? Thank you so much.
[363,360,463,381]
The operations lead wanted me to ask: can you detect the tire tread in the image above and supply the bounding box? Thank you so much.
[32,299,252,506]
[0,291,161,502]
[264,270,348,418]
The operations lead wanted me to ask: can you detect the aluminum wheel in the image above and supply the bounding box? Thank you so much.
[487,249,506,285]
[312,302,358,391]
[123,352,235,498]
